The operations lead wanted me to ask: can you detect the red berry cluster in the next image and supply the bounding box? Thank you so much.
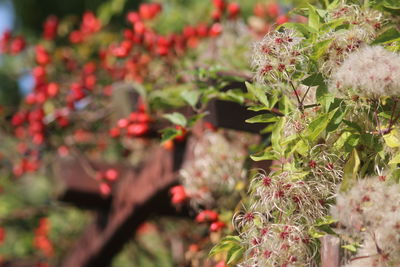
[0,227,5,246]
[250,2,291,36]
[96,168,119,197]
[109,101,151,139]
[212,0,241,21]
[170,185,187,204]
[0,30,26,55]
[42,15,58,40]
[69,11,101,44]
[196,209,226,232]
[33,218,54,258]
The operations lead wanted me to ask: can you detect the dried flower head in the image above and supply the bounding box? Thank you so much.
[238,223,315,267]
[332,176,400,266]
[328,5,383,36]
[329,46,400,98]
[234,169,337,266]
[252,29,306,88]
[179,131,250,208]
[319,5,384,75]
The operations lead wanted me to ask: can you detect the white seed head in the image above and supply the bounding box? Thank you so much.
[329,45,400,98]
[252,29,306,88]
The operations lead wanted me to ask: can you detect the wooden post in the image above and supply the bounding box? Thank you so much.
[320,234,341,267]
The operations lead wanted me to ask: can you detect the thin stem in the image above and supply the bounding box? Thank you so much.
[373,100,383,136]
[388,98,398,129]
[300,86,312,104]
[289,81,303,112]
[303,104,321,109]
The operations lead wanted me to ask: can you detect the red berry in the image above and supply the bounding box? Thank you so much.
[99,182,111,196]
[195,210,219,223]
[127,123,149,136]
[109,127,121,138]
[209,221,226,232]
[254,3,266,17]
[47,82,59,97]
[104,168,119,182]
[170,185,187,204]
[174,125,187,142]
[212,0,225,10]
[209,23,223,37]
[227,3,240,19]
[276,15,289,25]
[266,3,280,18]
[117,118,129,128]
[127,12,141,24]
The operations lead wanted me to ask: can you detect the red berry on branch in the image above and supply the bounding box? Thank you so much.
[99,182,111,196]
[170,185,187,204]
[209,221,226,232]
[195,210,219,223]
[209,23,223,37]
[212,0,225,11]
[174,125,187,142]
[127,12,141,24]
[43,15,58,40]
[227,2,240,19]
[104,168,119,182]
[266,2,280,18]
[10,36,26,54]
[253,3,266,17]
[276,15,289,25]
[47,82,59,97]
[127,123,149,136]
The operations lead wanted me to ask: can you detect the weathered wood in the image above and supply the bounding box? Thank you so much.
[54,158,131,210]
[320,234,341,267]
[204,99,270,133]
[60,143,188,267]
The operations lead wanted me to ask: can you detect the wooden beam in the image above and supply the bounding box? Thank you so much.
[320,234,341,267]
[60,143,188,267]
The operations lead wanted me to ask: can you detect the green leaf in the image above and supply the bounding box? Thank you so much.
[326,107,346,132]
[311,39,332,60]
[344,134,360,151]
[304,109,337,141]
[372,28,400,44]
[327,0,340,10]
[340,149,360,192]
[294,140,309,156]
[163,112,187,127]
[160,128,180,143]
[250,147,279,161]
[247,106,270,111]
[308,4,321,31]
[181,90,200,108]
[245,82,269,107]
[187,113,207,127]
[383,129,400,148]
[383,0,400,11]
[271,118,285,152]
[309,227,325,238]
[343,120,362,133]
[209,236,241,257]
[342,243,359,252]
[226,246,244,265]
[302,73,325,87]
[389,153,400,165]
[334,132,352,150]
[281,22,315,36]
[246,113,279,124]
[314,216,337,227]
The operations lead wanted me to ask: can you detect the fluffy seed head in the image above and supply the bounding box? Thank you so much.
[329,46,400,98]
